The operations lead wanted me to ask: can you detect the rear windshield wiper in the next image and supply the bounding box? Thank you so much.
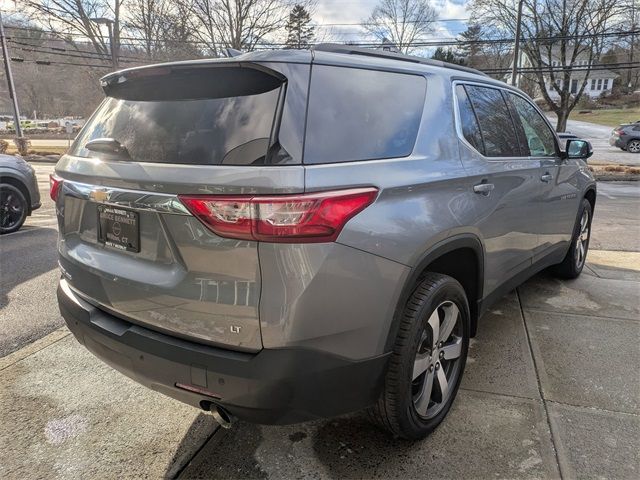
[85,138,131,159]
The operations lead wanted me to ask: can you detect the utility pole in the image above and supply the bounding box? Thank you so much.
[511,0,524,87]
[629,0,636,90]
[0,10,23,138]
[90,17,118,70]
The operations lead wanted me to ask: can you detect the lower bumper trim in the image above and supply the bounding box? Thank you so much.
[58,279,389,424]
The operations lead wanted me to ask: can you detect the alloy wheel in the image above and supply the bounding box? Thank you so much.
[629,140,640,153]
[412,300,464,420]
[0,188,25,232]
[575,209,590,269]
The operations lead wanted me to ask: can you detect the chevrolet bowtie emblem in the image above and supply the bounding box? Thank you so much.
[89,189,110,202]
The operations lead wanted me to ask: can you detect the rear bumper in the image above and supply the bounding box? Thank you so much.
[609,136,625,148]
[58,279,389,424]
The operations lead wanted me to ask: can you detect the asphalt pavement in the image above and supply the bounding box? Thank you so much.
[1,164,638,479]
[0,163,61,357]
[553,117,640,166]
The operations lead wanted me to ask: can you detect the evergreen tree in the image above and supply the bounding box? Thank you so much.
[457,24,483,68]
[432,47,466,65]
[285,4,314,49]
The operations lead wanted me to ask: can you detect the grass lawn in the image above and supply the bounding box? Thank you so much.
[569,107,640,128]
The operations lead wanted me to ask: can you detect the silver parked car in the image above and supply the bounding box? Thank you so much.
[54,45,596,440]
[0,153,41,234]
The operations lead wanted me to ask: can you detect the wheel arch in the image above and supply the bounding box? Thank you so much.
[385,234,485,352]
[584,187,596,213]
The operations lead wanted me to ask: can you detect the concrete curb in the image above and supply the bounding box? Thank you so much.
[594,173,640,181]
[26,156,60,164]
[0,327,70,371]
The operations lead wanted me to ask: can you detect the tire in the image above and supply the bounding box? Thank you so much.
[368,272,470,440]
[0,183,28,234]
[627,139,640,154]
[552,198,592,279]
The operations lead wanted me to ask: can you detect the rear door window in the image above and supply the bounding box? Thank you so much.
[455,84,485,154]
[464,85,521,157]
[71,64,306,165]
[304,66,426,164]
[507,93,557,157]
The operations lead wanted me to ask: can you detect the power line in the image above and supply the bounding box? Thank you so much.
[9,57,115,69]
[9,54,639,75]
[484,62,640,75]
[4,23,638,48]
[7,39,145,62]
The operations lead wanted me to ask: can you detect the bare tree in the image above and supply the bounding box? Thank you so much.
[470,0,620,131]
[124,0,171,58]
[364,0,438,54]
[181,0,291,54]
[617,0,638,90]
[23,0,124,60]
[124,0,200,60]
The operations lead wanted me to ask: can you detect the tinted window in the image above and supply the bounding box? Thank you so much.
[508,93,557,157]
[71,69,284,165]
[455,85,484,154]
[304,66,426,164]
[465,85,521,157]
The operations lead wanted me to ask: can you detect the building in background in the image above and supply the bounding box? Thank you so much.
[510,46,618,99]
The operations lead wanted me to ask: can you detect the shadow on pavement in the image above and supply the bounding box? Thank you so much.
[164,413,219,479]
[172,421,268,479]
[311,415,419,478]
[0,227,58,307]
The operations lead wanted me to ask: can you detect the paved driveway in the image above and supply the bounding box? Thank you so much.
[550,117,640,166]
[1,173,638,479]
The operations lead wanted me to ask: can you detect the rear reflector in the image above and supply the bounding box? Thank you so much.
[179,188,378,243]
[175,383,220,399]
[49,174,63,201]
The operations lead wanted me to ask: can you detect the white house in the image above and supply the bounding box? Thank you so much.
[509,46,618,99]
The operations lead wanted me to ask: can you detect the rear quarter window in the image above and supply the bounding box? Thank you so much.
[304,66,426,164]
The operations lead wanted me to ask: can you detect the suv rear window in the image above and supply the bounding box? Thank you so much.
[71,66,285,165]
[304,66,426,164]
[464,85,521,157]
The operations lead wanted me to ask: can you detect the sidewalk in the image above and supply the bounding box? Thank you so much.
[1,249,638,479]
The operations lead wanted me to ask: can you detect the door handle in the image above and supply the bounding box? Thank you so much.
[473,183,495,196]
[540,173,553,182]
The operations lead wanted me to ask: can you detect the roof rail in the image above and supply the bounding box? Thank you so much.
[312,43,488,77]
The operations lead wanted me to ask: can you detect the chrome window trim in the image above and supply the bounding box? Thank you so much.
[452,79,560,162]
[61,179,191,216]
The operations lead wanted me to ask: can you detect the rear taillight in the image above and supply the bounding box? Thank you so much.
[179,188,378,243]
[49,174,63,201]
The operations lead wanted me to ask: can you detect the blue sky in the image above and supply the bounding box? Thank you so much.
[313,0,471,43]
[0,0,472,45]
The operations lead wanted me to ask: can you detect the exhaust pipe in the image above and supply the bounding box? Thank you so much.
[208,404,235,429]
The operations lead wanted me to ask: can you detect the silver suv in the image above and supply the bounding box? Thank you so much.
[54,45,596,440]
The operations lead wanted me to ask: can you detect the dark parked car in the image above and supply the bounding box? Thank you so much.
[0,153,41,234]
[557,132,578,141]
[54,45,596,440]
[610,121,640,153]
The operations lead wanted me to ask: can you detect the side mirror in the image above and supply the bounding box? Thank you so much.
[564,139,593,160]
